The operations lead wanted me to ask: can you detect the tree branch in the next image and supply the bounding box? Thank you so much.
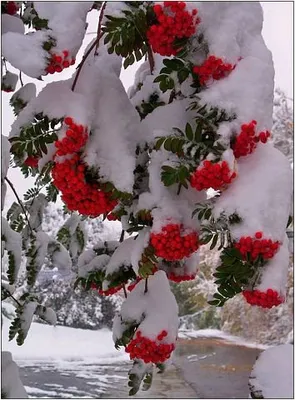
[71,1,107,91]
[123,284,127,298]
[120,230,125,243]
[144,277,148,294]
[94,1,107,55]
[3,288,22,308]
[4,177,34,234]
[147,46,155,74]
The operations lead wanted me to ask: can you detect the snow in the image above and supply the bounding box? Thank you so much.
[10,82,36,105]
[2,31,51,78]
[114,271,178,343]
[197,2,274,133]
[213,144,292,242]
[1,14,25,35]
[1,134,10,180]
[249,344,293,398]
[35,2,91,55]
[1,351,28,398]
[105,237,135,275]
[2,317,128,363]
[2,217,22,282]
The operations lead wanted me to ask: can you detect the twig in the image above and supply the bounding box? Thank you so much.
[123,284,127,298]
[177,183,182,195]
[71,32,103,92]
[94,1,107,56]
[3,288,22,308]
[120,230,125,243]
[144,277,148,294]
[4,177,34,234]
[19,71,24,87]
[147,45,155,74]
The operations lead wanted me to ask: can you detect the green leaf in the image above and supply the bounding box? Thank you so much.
[185,123,194,141]
[210,234,219,250]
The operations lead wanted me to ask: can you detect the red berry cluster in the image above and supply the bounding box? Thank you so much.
[126,330,175,364]
[45,50,75,74]
[106,212,119,221]
[55,117,88,156]
[150,224,199,261]
[243,289,284,308]
[190,160,236,191]
[168,272,196,282]
[147,2,200,56]
[5,1,18,15]
[234,231,280,261]
[52,155,117,217]
[24,156,39,168]
[90,282,122,296]
[233,120,271,158]
[193,56,234,85]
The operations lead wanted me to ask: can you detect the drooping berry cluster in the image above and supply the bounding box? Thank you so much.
[232,120,271,158]
[190,160,236,191]
[150,224,199,261]
[234,231,280,261]
[126,330,175,364]
[168,272,196,282]
[52,155,117,217]
[55,117,88,156]
[243,289,284,309]
[147,2,200,56]
[45,50,75,75]
[193,56,234,85]
[24,156,39,168]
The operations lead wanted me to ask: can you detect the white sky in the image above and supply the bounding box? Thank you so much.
[2,2,294,207]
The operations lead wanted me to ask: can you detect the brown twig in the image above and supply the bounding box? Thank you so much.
[71,1,107,91]
[147,45,155,74]
[19,71,24,87]
[4,177,34,234]
[3,288,22,308]
[144,277,148,294]
[71,33,103,92]
[123,284,128,298]
[120,230,125,243]
[94,1,107,55]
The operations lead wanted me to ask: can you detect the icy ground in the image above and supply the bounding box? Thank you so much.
[2,317,273,398]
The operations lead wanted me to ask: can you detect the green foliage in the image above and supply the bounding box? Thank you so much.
[56,226,71,250]
[138,245,157,278]
[161,164,191,189]
[103,6,150,68]
[187,100,236,127]
[115,321,139,350]
[9,114,59,161]
[154,58,191,93]
[25,236,39,287]
[24,187,40,201]
[128,359,153,396]
[209,247,266,307]
[136,93,166,120]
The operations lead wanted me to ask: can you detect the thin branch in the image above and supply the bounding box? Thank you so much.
[147,45,155,74]
[19,71,24,87]
[3,288,22,308]
[177,183,182,195]
[71,32,103,92]
[123,284,127,298]
[120,230,125,243]
[4,177,34,234]
[144,277,148,294]
[94,1,107,56]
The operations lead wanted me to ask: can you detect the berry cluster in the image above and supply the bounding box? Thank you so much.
[190,160,236,191]
[147,2,200,56]
[234,231,280,261]
[5,1,19,15]
[52,155,117,217]
[126,330,175,364]
[45,50,75,74]
[24,156,39,168]
[233,120,271,158]
[150,224,199,261]
[168,272,196,282]
[193,56,234,85]
[106,212,119,221]
[90,282,123,296]
[55,117,88,156]
[243,289,284,309]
